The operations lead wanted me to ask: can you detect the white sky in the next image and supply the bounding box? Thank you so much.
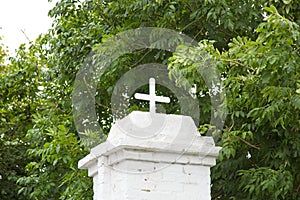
[0,0,56,54]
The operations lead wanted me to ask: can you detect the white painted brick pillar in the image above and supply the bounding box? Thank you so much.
[79,111,221,200]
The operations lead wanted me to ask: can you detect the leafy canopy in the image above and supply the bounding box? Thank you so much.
[0,0,299,199]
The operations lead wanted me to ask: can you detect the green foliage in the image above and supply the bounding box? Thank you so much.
[17,123,92,199]
[0,42,41,199]
[0,0,299,199]
[169,5,300,199]
[1,34,93,199]
[238,167,293,199]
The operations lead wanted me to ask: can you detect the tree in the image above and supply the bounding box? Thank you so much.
[0,39,34,199]
[0,0,299,199]
[169,5,300,199]
[0,36,92,199]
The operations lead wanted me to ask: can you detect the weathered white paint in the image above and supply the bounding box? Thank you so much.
[79,111,221,200]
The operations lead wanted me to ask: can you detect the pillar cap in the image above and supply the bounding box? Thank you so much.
[79,111,221,171]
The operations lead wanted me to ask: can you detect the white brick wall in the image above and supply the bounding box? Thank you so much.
[79,112,221,200]
[102,160,211,200]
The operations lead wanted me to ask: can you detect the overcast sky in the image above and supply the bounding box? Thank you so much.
[0,0,55,54]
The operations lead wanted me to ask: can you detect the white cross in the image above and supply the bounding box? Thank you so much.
[134,78,170,113]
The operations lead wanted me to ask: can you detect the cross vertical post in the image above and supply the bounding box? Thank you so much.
[134,78,170,113]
